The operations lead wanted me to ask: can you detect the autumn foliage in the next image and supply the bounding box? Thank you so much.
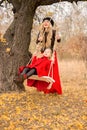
[0,60,87,130]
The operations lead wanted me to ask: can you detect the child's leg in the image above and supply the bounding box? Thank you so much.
[26,68,37,78]
[21,68,30,75]
[14,68,37,83]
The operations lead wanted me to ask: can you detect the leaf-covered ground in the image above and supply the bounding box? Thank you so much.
[0,60,87,130]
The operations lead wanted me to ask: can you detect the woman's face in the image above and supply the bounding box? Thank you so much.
[43,48,52,58]
[43,20,51,28]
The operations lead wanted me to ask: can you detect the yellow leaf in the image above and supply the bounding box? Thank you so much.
[1,115,10,121]
[6,47,11,52]
[16,107,21,114]
[0,100,3,105]
[15,127,24,130]
[8,121,15,129]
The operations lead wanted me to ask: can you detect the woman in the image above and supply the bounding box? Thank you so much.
[36,17,61,52]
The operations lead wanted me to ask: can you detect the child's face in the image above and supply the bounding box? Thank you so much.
[43,20,51,28]
[43,48,52,58]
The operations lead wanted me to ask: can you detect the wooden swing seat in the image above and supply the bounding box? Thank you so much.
[28,75,55,83]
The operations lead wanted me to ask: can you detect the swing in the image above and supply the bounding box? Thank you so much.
[28,75,55,83]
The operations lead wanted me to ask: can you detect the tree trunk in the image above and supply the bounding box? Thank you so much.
[0,1,35,92]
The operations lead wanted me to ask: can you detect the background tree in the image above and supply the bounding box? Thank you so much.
[0,0,85,92]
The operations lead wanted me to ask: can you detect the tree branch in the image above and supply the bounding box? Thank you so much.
[0,0,5,6]
[7,0,22,13]
[37,0,86,6]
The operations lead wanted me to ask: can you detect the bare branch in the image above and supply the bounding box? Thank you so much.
[40,0,61,5]
[0,0,5,6]
[37,0,86,6]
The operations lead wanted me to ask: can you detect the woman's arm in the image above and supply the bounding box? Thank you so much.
[36,32,43,44]
[56,33,61,43]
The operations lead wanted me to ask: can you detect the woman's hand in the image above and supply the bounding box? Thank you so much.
[38,36,43,42]
[56,34,61,42]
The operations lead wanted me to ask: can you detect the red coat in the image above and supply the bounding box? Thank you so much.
[26,56,51,76]
[27,51,62,95]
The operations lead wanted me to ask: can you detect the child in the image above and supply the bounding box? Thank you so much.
[14,48,53,83]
